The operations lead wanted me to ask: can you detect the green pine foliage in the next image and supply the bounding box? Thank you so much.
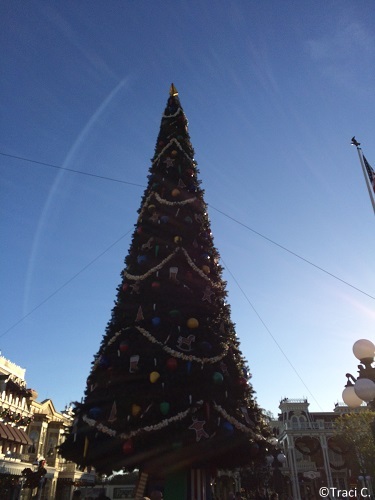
[60,86,270,475]
[334,410,375,479]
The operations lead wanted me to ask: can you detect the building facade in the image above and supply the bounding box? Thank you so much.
[28,399,96,499]
[271,398,367,500]
[0,355,94,499]
[0,355,34,495]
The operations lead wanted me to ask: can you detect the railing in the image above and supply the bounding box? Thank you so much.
[0,395,33,416]
[283,422,334,430]
[59,462,77,472]
[280,398,308,404]
[295,460,317,471]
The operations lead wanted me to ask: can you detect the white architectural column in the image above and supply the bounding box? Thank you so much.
[320,435,333,489]
[285,435,301,500]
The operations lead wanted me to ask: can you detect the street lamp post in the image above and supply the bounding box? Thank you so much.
[341,339,375,500]
[265,450,287,498]
[342,339,375,408]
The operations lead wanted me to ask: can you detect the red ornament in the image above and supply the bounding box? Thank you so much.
[122,439,134,454]
[186,271,193,281]
[238,377,247,387]
[136,226,143,235]
[119,341,129,353]
[151,281,161,289]
[166,358,178,371]
[122,283,129,292]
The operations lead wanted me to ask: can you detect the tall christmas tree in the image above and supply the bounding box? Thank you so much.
[60,85,270,496]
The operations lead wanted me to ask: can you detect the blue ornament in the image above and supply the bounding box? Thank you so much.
[222,421,234,435]
[137,255,147,264]
[98,356,110,368]
[161,215,170,224]
[88,407,101,419]
[151,317,161,327]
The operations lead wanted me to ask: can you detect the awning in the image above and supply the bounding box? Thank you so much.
[0,424,32,445]
[0,462,27,475]
[0,424,8,440]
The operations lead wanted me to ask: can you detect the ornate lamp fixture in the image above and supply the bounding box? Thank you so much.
[342,339,375,407]
[266,451,287,467]
[264,449,287,497]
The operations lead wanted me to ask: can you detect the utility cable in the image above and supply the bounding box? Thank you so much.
[0,229,132,339]
[0,151,145,188]
[221,256,324,411]
[1,150,374,341]
[2,150,373,300]
[210,205,375,301]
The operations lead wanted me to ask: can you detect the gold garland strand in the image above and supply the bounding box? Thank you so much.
[135,326,228,363]
[82,401,261,442]
[213,402,260,438]
[123,246,216,285]
[153,191,196,206]
[153,138,195,166]
[162,107,182,119]
[90,325,228,375]
[82,401,203,440]
[123,248,179,282]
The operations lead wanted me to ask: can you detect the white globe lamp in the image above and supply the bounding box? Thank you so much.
[354,378,375,402]
[353,339,375,361]
[342,385,363,408]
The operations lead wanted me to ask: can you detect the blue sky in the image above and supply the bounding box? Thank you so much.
[1,1,375,418]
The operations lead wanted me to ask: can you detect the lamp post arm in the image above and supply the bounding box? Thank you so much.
[345,373,357,386]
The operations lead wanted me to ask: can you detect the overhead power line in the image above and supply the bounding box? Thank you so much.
[0,229,132,339]
[1,150,371,405]
[1,150,374,329]
[0,151,145,188]
[209,205,375,301]
[221,256,323,411]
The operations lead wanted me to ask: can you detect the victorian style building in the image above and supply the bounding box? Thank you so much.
[271,398,367,499]
[0,355,95,499]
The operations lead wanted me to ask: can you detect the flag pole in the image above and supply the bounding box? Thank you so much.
[352,138,375,216]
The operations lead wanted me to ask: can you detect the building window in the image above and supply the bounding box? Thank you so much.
[291,416,299,429]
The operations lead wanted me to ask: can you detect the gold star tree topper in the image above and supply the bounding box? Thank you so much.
[169,83,178,96]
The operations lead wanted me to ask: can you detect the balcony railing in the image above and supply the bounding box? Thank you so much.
[296,460,317,471]
[283,422,334,431]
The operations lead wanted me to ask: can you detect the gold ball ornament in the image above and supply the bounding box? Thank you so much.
[131,404,141,417]
[171,189,180,197]
[174,236,182,244]
[201,265,210,275]
[187,318,199,329]
[149,371,160,383]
